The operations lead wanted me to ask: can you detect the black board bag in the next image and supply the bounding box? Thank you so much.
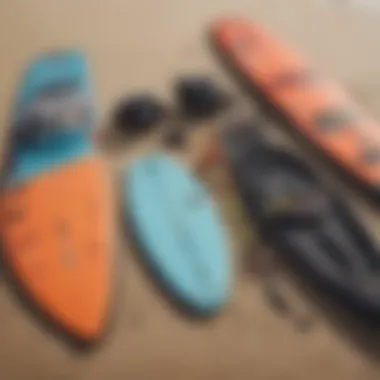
[220,120,380,321]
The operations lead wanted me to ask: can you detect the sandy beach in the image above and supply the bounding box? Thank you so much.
[1,0,380,379]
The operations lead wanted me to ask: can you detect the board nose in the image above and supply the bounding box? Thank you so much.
[57,289,108,342]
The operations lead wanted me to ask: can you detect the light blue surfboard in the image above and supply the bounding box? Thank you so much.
[4,50,94,188]
[125,154,231,314]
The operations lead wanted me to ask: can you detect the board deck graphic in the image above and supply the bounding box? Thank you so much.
[210,17,380,197]
[125,154,231,314]
[0,51,112,343]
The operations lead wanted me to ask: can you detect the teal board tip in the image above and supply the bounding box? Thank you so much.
[125,154,231,314]
[5,50,96,187]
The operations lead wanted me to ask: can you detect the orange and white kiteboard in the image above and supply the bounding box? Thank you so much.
[210,17,380,198]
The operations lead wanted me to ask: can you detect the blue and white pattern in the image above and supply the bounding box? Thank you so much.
[4,50,94,187]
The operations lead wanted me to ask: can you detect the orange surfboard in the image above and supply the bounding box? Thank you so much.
[210,17,380,197]
[0,51,113,344]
